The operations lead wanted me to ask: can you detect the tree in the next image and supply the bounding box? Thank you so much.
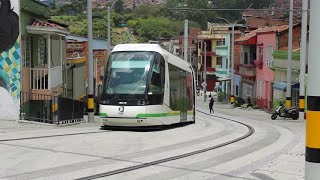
[114,0,124,14]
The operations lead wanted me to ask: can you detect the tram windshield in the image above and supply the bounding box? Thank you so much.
[104,51,154,95]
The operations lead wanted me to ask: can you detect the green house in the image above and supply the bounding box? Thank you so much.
[20,0,69,97]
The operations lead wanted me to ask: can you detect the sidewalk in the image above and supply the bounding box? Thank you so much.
[0,115,102,132]
[197,96,305,180]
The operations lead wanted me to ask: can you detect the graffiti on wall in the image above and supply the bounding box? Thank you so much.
[0,0,20,120]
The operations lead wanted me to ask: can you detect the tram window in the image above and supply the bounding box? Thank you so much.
[104,51,154,95]
[147,53,165,104]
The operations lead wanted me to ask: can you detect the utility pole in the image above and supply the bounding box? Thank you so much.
[306,0,320,179]
[299,0,308,116]
[184,19,188,62]
[230,23,235,105]
[286,0,293,108]
[189,46,192,64]
[87,0,94,122]
[203,41,207,102]
[107,0,119,59]
[107,5,111,58]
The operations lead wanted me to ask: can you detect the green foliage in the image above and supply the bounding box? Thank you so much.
[114,0,124,13]
[55,0,86,16]
[128,16,179,42]
[51,0,276,42]
[217,92,227,102]
[21,0,50,18]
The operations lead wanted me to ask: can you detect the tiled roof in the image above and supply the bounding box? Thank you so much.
[31,20,67,31]
[246,17,288,30]
[236,25,289,42]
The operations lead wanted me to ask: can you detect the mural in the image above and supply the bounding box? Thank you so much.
[0,0,20,120]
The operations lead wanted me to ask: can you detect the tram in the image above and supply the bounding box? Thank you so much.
[100,44,196,127]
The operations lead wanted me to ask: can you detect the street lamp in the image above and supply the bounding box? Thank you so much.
[107,0,120,58]
[197,39,207,101]
[216,17,242,105]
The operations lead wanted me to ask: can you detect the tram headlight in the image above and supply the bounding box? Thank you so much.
[137,100,146,105]
[101,100,110,105]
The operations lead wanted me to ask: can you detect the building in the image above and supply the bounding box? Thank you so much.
[20,0,69,98]
[65,35,109,100]
[271,50,301,109]
[18,0,87,123]
[196,22,244,100]
[270,24,302,109]
[0,0,20,120]
[235,23,301,110]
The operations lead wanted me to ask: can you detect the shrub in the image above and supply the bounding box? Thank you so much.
[234,97,246,107]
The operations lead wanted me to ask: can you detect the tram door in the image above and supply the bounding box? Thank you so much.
[180,70,188,122]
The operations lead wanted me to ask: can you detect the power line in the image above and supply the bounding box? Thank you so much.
[168,8,309,12]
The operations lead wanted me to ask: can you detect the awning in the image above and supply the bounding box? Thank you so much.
[273,82,300,91]
[273,82,287,90]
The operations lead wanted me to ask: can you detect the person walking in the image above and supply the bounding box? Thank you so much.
[209,95,214,114]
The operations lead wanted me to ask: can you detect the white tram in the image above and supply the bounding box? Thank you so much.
[100,44,195,127]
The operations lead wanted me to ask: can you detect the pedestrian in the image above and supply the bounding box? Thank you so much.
[209,95,214,114]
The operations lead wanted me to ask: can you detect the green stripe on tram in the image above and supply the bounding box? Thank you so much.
[99,113,108,117]
[136,111,193,118]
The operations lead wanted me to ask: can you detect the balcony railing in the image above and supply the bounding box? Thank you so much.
[216,45,228,56]
[30,66,62,90]
[271,58,300,70]
[30,68,48,89]
[238,64,256,78]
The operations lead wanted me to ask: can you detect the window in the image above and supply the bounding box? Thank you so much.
[256,80,263,98]
[216,41,223,46]
[244,52,249,65]
[266,46,274,67]
[235,85,239,96]
[169,64,193,112]
[21,36,31,67]
[104,51,154,95]
[216,57,222,66]
[39,37,46,65]
[259,47,263,62]
[148,53,165,104]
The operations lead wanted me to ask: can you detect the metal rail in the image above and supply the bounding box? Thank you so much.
[0,131,109,142]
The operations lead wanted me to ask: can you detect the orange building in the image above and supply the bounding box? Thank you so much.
[65,35,109,100]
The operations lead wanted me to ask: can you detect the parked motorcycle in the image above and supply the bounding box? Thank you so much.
[271,103,299,120]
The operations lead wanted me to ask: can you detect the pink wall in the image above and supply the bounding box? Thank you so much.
[256,33,276,109]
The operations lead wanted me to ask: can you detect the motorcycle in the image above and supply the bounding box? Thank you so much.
[271,103,299,120]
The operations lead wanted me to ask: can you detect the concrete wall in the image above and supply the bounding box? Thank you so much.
[0,0,21,120]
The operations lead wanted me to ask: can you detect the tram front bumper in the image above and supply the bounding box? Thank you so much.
[101,117,164,127]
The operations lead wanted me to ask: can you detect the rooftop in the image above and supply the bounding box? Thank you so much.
[236,25,290,42]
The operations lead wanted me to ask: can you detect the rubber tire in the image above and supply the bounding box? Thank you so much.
[271,113,277,120]
[292,114,299,120]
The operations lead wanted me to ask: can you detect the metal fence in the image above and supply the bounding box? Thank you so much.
[20,91,84,125]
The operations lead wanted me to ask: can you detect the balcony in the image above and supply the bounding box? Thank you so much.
[27,66,63,98]
[216,68,229,78]
[271,51,300,70]
[215,45,229,56]
[200,50,216,56]
[238,64,256,78]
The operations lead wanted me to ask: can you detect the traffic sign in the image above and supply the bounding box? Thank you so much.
[201,82,207,87]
